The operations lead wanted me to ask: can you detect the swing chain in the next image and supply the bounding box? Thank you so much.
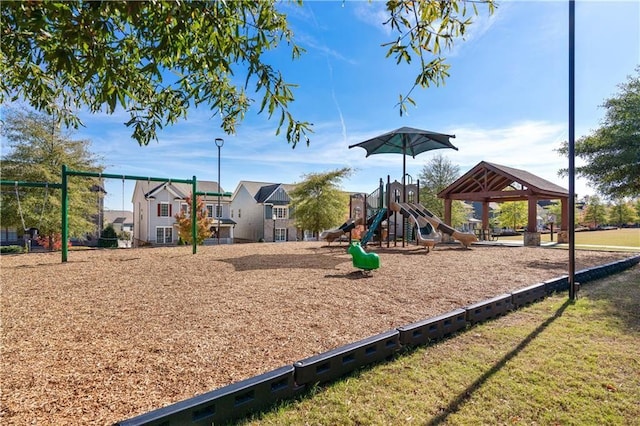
[14,182,28,231]
[122,176,125,213]
[37,183,49,230]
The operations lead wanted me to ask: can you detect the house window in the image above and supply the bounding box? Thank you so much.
[231,209,234,218]
[156,226,173,244]
[180,203,189,214]
[206,204,223,218]
[275,228,287,241]
[158,202,171,217]
[273,206,288,219]
[1,228,17,242]
[238,209,241,218]
[354,207,362,220]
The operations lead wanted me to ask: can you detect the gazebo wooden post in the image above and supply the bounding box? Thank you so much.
[482,200,490,241]
[436,161,569,246]
[444,198,452,225]
[444,198,453,243]
[524,196,541,246]
[558,197,570,243]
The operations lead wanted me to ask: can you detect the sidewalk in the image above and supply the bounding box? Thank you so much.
[473,239,640,253]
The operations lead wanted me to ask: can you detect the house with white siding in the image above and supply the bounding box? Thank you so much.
[230,181,299,243]
[131,180,233,246]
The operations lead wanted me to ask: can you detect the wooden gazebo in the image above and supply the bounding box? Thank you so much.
[438,161,569,245]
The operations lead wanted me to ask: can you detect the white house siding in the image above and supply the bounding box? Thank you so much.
[132,180,232,246]
[132,184,148,246]
[230,184,265,242]
[148,189,178,244]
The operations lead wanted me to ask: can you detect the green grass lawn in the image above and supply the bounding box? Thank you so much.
[499,227,640,248]
[241,266,640,425]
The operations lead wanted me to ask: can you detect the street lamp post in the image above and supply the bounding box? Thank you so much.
[215,137,224,245]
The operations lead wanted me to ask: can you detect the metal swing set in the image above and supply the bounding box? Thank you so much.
[1,180,63,248]
[3,164,232,262]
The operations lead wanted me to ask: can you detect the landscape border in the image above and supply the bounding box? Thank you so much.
[117,254,640,426]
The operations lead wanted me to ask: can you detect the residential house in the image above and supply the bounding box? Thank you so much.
[102,209,134,248]
[458,201,481,233]
[0,227,19,246]
[103,210,134,234]
[230,181,299,243]
[131,180,234,246]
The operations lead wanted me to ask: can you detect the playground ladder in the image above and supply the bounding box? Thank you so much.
[360,208,387,246]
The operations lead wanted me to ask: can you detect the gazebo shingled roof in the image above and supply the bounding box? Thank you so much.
[438,161,568,202]
[437,161,569,245]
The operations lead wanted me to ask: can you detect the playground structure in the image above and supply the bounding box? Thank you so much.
[320,180,386,246]
[0,180,63,249]
[322,176,477,252]
[391,201,441,252]
[1,165,231,262]
[390,202,477,250]
[319,219,359,244]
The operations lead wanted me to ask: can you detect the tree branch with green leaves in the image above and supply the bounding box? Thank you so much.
[557,67,640,199]
[1,1,311,147]
[382,0,496,116]
[2,1,495,147]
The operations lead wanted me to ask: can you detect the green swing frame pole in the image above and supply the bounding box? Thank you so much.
[61,166,201,261]
[191,176,197,255]
[64,168,195,185]
[194,191,232,197]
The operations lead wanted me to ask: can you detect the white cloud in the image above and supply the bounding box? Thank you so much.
[342,120,595,198]
[446,3,502,57]
[351,0,500,56]
[352,2,391,35]
[85,115,596,209]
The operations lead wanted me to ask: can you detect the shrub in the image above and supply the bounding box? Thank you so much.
[98,225,118,248]
[36,233,71,251]
[0,245,23,254]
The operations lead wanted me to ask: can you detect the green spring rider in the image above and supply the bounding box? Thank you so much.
[347,240,380,272]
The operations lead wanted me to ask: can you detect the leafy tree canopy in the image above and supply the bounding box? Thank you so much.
[558,67,640,199]
[1,107,104,239]
[289,167,351,234]
[607,199,637,226]
[1,1,494,147]
[417,153,467,226]
[496,201,527,230]
[582,195,608,228]
[544,200,563,227]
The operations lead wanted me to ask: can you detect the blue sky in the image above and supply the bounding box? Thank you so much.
[70,1,639,211]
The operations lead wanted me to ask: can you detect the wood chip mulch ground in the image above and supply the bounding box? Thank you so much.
[0,241,634,425]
